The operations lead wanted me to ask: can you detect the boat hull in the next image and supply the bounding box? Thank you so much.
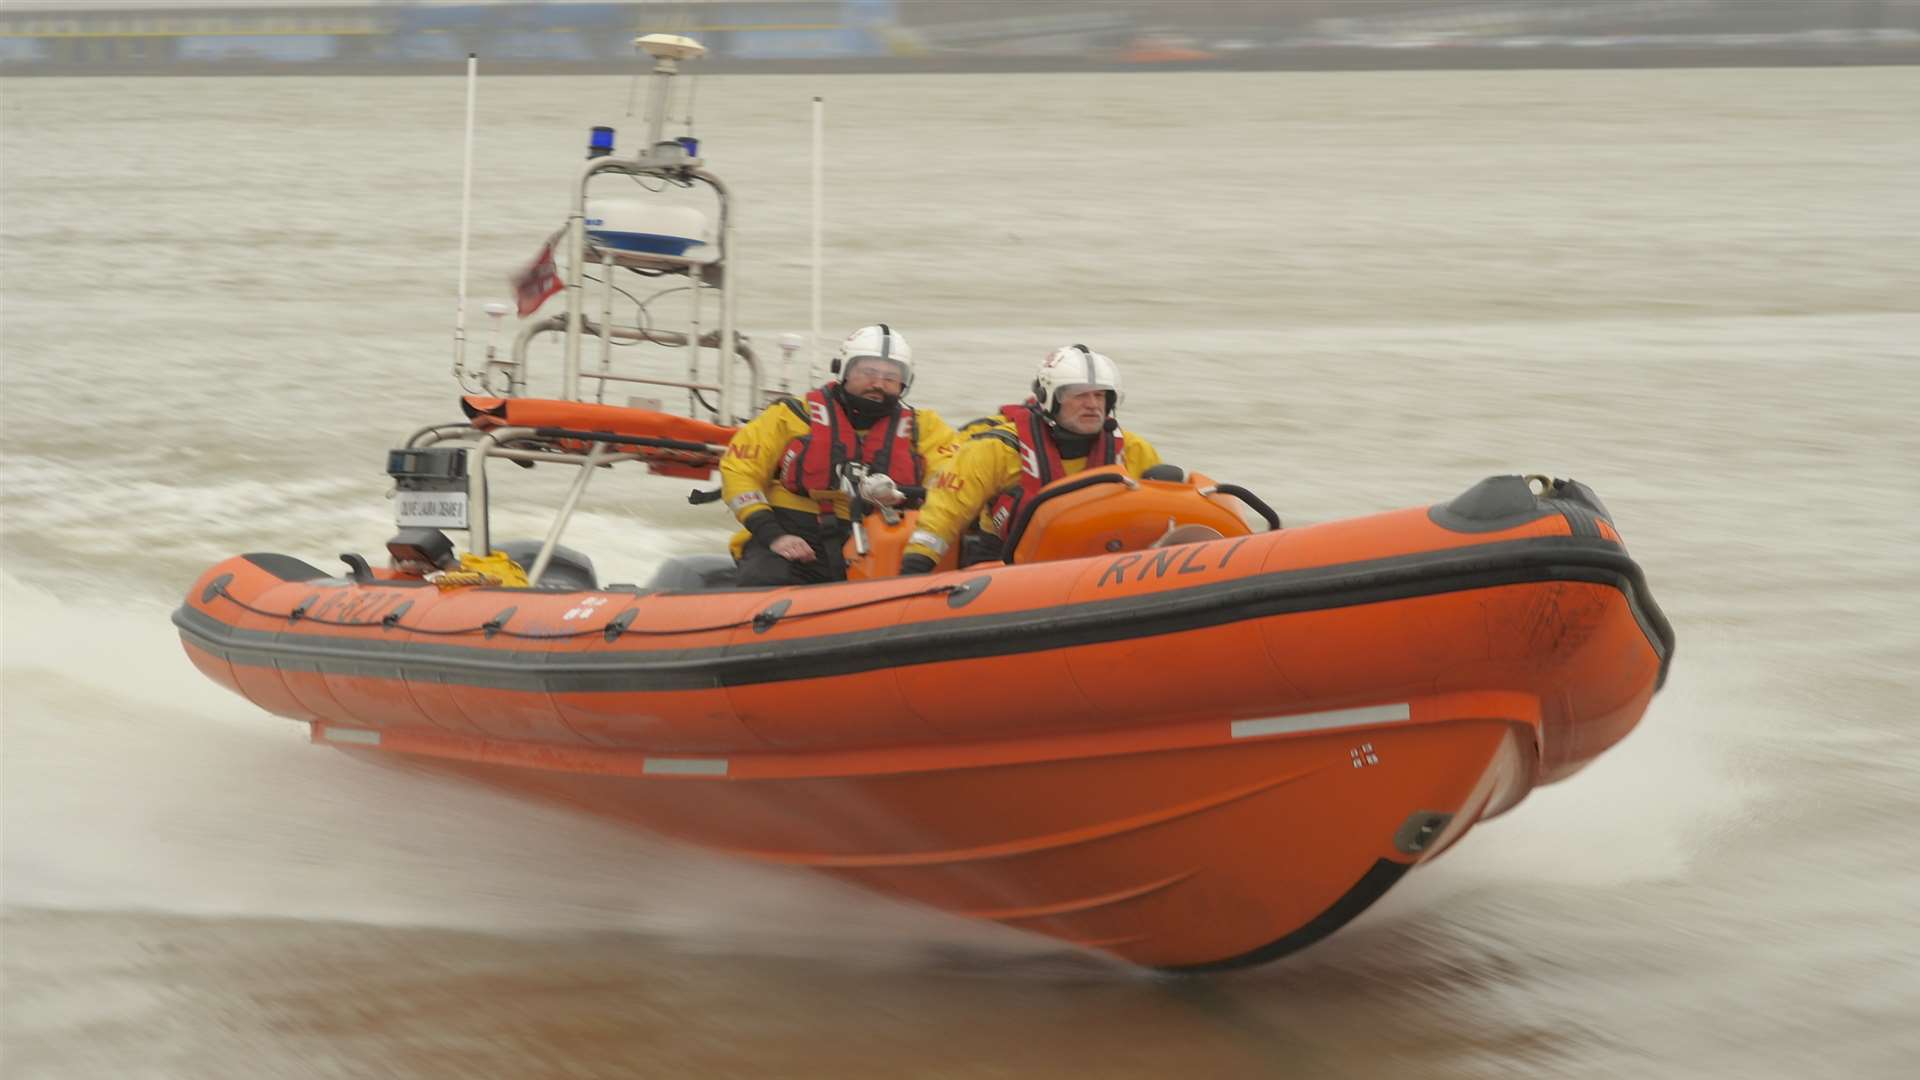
[313,704,1536,968]
[173,485,1672,968]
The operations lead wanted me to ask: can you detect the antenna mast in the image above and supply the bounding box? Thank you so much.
[453,53,478,373]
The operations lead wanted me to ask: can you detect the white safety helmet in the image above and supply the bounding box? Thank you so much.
[835,324,914,392]
[1033,344,1124,415]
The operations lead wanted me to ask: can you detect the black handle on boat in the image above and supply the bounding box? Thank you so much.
[1000,470,1136,564]
[1207,484,1282,532]
[530,427,719,456]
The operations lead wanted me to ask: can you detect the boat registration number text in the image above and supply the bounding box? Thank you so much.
[395,490,468,528]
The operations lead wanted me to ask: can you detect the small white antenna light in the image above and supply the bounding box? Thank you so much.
[777,332,806,394]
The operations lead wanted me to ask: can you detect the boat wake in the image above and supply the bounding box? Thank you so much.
[0,573,1046,968]
[1357,644,1754,928]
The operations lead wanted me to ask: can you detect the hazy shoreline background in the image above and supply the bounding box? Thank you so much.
[5,0,1918,77]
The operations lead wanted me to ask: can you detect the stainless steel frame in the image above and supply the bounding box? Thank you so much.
[406,424,723,584]
[423,38,748,572]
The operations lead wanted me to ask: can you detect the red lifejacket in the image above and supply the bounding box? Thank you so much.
[777,385,924,506]
[982,403,1124,536]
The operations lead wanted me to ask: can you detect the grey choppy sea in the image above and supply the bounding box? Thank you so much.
[3,67,1917,1077]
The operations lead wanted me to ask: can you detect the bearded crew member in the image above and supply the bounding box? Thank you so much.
[721,324,959,586]
[899,345,1160,574]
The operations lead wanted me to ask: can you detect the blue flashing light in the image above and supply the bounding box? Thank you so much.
[677,136,699,158]
[588,126,616,159]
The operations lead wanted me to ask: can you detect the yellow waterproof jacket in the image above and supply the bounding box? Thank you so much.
[906,417,1161,561]
[720,392,960,546]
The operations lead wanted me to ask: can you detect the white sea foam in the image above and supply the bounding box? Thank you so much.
[0,572,1035,962]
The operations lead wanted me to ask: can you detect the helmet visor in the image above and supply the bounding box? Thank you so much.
[843,356,908,391]
[1052,383,1115,408]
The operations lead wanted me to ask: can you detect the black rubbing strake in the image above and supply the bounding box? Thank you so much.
[175,535,1675,693]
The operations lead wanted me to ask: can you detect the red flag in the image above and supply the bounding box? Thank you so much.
[510,239,563,317]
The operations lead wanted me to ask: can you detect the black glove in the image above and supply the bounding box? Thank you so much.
[745,512,788,548]
[899,553,937,576]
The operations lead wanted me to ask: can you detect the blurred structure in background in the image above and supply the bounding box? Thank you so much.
[2,0,1917,74]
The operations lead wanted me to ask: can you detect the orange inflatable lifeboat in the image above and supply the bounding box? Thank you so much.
[174,403,1674,969]
[172,40,1673,967]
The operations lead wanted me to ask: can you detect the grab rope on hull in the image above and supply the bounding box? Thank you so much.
[199,579,960,641]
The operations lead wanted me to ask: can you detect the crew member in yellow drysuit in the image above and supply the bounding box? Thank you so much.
[900,345,1160,573]
[721,324,959,585]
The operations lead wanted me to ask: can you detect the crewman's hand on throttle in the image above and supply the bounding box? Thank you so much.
[898,552,937,576]
[771,535,816,563]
